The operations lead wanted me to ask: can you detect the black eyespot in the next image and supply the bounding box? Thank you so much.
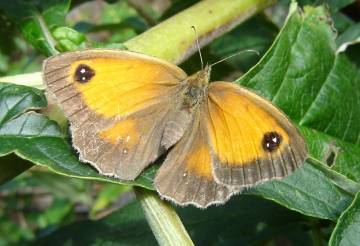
[261,131,283,152]
[74,64,95,83]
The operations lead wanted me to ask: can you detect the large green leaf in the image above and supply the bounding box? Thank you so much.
[329,190,360,245]
[236,3,360,220]
[0,82,47,185]
[248,163,354,221]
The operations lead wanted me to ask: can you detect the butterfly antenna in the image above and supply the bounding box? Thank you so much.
[210,50,260,68]
[191,26,204,70]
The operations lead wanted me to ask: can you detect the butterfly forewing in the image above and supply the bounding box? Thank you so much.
[43,49,189,180]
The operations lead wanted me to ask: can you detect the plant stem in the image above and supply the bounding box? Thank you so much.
[125,0,277,64]
[309,218,323,246]
[134,187,194,246]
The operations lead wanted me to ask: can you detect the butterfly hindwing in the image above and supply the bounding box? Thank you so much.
[154,107,237,208]
[206,82,308,188]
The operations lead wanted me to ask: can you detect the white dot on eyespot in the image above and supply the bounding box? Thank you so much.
[183,173,187,177]
[80,68,86,74]
[123,149,128,154]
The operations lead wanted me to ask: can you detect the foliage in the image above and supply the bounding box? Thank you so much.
[0,0,359,245]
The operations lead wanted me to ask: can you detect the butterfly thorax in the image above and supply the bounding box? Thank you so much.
[183,65,210,110]
[161,66,209,149]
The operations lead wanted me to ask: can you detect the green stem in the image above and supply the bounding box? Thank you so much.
[134,187,194,246]
[125,0,277,64]
[309,218,323,246]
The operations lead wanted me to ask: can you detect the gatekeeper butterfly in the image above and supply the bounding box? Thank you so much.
[43,48,307,208]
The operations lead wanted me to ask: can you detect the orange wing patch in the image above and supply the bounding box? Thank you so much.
[98,117,139,148]
[184,143,213,180]
[207,82,307,187]
[207,82,289,166]
[69,58,181,118]
[154,115,236,208]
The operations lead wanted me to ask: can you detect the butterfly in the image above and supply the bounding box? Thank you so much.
[43,48,307,208]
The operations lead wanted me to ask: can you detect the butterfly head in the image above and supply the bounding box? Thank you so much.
[194,64,211,87]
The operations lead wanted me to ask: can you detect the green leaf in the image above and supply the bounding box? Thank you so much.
[0,82,47,125]
[235,2,360,219]
[238,4,336,124]
[329,190,360,245]
[52,27,87,52]
[0,0,71,56]
[0,82,47,185]
[248,162,353,221]
[300,48,359,145]
[32,195,311,245]
[336,22,360,53]
[0,153,33,186]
